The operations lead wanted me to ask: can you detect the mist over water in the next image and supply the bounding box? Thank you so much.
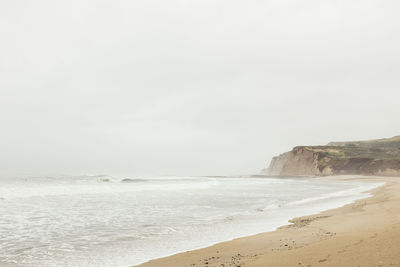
[0,175,382,267]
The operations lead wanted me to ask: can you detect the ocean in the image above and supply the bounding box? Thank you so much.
[0,175,382,267]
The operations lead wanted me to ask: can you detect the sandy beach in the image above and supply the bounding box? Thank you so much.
[137,176,400,267]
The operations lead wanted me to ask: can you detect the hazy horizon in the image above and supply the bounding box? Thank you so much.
[1,0,400,178]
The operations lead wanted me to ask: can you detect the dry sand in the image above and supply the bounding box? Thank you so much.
[137,176,400,267]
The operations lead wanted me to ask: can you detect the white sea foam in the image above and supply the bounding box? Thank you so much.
[0,176,383,267]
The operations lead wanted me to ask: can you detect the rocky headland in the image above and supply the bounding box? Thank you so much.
[267,136,400,176]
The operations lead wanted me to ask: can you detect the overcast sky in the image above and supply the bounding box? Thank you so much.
[1,0,400,177]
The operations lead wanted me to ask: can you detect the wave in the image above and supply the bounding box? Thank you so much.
[120,178,148,183]
[286,182,385,207]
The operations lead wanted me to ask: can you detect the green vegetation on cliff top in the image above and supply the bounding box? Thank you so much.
[298,136,400,161]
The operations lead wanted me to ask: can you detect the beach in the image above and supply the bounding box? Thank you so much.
[0,176,380,266]
[137,176,400,267]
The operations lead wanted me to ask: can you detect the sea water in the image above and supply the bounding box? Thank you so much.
[0,175,383,267]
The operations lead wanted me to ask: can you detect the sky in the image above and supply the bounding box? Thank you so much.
[1,0,400,177]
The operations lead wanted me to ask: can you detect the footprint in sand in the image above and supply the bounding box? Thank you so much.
[354,239,364,245]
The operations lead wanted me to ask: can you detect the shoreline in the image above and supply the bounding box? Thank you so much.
[136,175,400,267]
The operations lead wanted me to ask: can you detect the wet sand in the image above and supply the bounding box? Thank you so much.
[136,176,400,267]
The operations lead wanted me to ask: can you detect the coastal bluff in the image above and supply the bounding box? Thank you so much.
[267,136,400,176]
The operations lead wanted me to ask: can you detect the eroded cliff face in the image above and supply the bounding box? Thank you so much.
[267,152,289,175]
[267,147,322,176]
[267,136,400,177]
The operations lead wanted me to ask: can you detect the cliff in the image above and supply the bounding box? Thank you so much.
[267,136,400,177]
